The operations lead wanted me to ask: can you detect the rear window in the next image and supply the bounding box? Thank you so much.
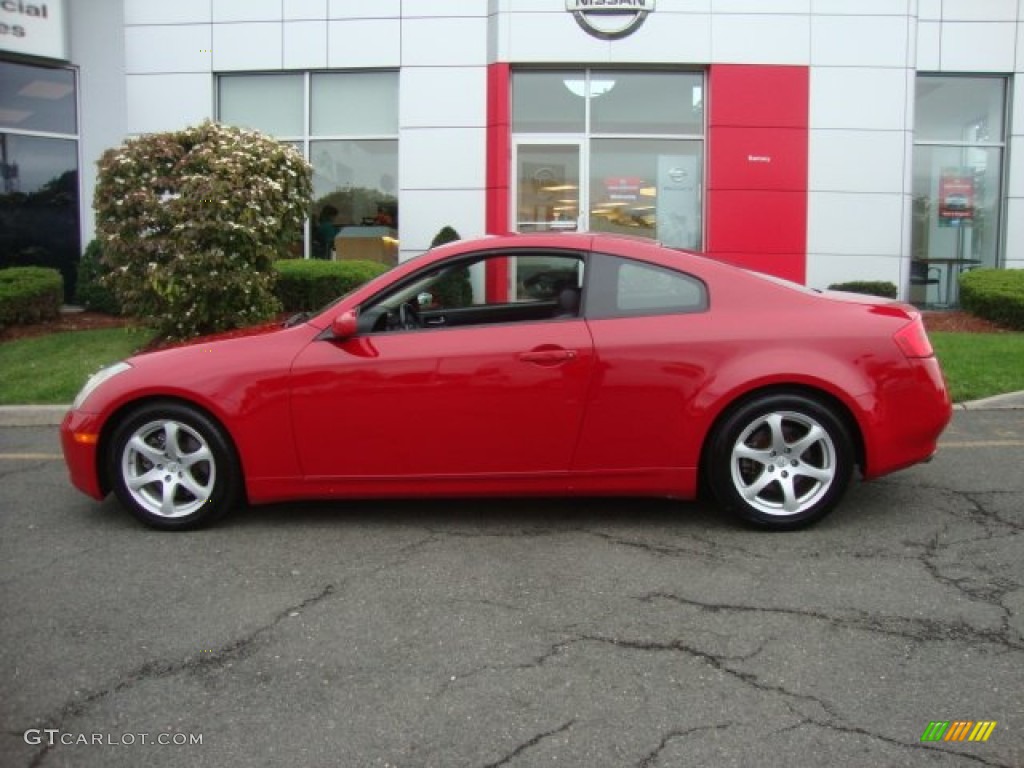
[587,252,708,318]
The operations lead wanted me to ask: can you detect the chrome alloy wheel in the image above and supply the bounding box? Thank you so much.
[729,410,837,517]
[121,418,216,519]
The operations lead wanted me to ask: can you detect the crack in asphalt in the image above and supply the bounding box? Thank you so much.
[21,584,337,768]
[636,723,734,768]
[781,717,1015,768]
[637,591,1023,650]
[582,530,724,560]
[478,719,575,768]
[576,633,835,718]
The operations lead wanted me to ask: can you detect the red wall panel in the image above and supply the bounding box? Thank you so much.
[707,65,809,283]
[485,63,511,300]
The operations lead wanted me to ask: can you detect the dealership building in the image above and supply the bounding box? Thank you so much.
[2,0,1023,305]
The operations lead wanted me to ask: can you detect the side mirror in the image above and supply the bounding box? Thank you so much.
[331,310,358,340]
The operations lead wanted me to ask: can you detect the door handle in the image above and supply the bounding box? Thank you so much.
[519,349,577,365]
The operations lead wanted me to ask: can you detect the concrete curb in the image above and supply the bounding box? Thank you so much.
[0,405,69,427]
[2,391,1024,428]
[956,391,1024,411]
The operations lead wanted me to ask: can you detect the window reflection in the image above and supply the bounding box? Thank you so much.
[312,140,398,263]
[911,76,1006,306]
[589,139,702,249]
[0,134,80,299]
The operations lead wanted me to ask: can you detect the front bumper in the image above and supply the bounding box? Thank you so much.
[60,410,106,500]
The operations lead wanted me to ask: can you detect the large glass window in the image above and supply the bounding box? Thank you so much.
[513,69,704,249]
[219,71,398,261]
[911,75,1007,306]
[0,60,80,300]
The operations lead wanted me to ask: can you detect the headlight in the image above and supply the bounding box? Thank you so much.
[72,362,133,410]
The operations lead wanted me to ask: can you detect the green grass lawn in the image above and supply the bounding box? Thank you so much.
[0,325,1020,406]
[931,331,1024,403]
[0,327,154,405]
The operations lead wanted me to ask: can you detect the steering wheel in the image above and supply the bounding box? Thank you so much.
[398,301,422,330]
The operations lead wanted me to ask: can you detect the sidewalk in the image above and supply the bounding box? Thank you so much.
[3,391,1023,428]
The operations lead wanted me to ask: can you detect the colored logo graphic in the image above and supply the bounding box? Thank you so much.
[921,721,997,743]
[565,0,655,40]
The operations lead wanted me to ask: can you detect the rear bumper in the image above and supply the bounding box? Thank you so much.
[859,356,952,480]
[60,410,106,500]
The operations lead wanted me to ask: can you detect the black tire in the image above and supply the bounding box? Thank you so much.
[108,401,240,530]
[706,393,854,530]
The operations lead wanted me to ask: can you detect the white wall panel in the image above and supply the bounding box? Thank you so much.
[126,74,212,134]
[807,192,904,255]
[125,0,212,25]
[284,21,328,70]
[397,190,486,254]
[711,14,811,65]
[809,130,906,194]
[806,253,903,290]
[940,23,1016,71]
[213,0,282,23]
[811,68,907,131]
[125,25,212,74]
[1017,21,1024,72]
[503,0,570,10]
[942,0,1018,22]
[711,0,809,12]
[609,12,711,63]
[505,12,610,62]
[328,0,400,19]
[403,0,489,16]
[811,0,909,14]
[1013,79,1024,133]
[402,17,489,66]
[1008,137,1024,197]
[916,20,940,70]
[400,68,487,128]
[812,15,909,67]
[327,19,401,67]
[399,128,486,190]
[917,0,941,20]
[1004,199,1024,264]
[212,23,283,71]
[284,0,328,21]
[647,0,712,10]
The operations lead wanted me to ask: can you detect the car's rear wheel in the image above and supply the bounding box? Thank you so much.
[109,402,239,530]
[707,393,854,530]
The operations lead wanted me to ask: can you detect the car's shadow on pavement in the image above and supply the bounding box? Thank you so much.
[223,495,733,533]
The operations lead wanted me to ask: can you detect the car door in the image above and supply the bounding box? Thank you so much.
[571,252,713,474]
[288,254,595,483]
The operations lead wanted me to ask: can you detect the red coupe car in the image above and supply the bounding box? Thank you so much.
[61,233,951,531]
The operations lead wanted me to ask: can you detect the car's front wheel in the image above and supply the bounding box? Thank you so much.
[109,402,239,530]
[707,393,854,530]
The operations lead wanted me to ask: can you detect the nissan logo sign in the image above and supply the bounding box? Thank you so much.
[566,0,655,40]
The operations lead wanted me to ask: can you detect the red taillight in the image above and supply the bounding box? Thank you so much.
[893,317,934,358]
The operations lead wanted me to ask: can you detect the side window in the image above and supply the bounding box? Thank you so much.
[359,251,585,333]
[587,252,707,318]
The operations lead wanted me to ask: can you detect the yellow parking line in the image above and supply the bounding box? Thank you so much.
[0,453,63,461]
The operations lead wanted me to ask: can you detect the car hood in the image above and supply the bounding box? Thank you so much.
[133,320,286,357]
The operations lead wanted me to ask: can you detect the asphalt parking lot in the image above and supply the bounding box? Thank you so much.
[1,410,1021,767]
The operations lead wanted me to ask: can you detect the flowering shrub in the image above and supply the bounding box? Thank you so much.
[94,121,312,339]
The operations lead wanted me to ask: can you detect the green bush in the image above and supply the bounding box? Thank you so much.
[959,268,1024,330]
[826,281,898,299]
[94,120,312,340]
[0,266,63,330]
[75,240,122,315]
[429,226,472,308]
[274,259,389,312]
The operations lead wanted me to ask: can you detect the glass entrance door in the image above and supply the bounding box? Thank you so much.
[514,142,583,233]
